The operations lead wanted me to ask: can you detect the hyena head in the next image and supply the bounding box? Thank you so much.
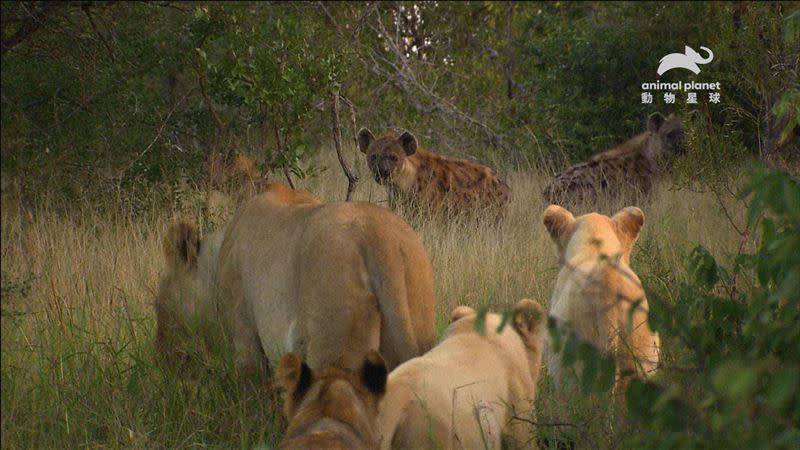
[358,128,418,186]
[645,112,686,159]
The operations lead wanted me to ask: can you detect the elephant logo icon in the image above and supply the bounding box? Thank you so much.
[657,46,714,76]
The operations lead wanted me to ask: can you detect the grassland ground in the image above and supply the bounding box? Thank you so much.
[1,151,749,448]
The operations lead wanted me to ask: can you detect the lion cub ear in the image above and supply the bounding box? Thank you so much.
[543,205,576,247]
[612,206,645,255]
[511,299,545,348]
[398,131,418,156]
[163,219,200,271]
[449,305,476,324]
[358,128,375,154]
[360,350,388,396]
[277,352,313,417]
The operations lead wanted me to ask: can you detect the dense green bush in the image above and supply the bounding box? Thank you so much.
[1,2,796,203]
[515,2,798,162]
[625,169,800,448]
[539,168,799,448]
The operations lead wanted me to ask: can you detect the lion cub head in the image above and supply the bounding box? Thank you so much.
[448,299,547,382]
[358,128,418,188]
[277,351,388,449]
[543,204,660,389]
[543,204,645,266]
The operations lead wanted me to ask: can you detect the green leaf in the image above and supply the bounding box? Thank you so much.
[596,352,616,392]
[562,332,579,369]
[496,310,513,333]
[626,298,643,335]
[773,428,800,448]
[746,181,767,229]
[766,367,799,410]
[474,307,488,336]
[627,379,663,420]
[712,361,758,400]
[547,318,562,353]
[578,343,599,395]
[688,246,719,289]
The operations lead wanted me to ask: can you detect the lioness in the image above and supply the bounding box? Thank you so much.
[277,351,388,449]
[376,299,546,450]
[542,205,660,395]
[155,183,437,379]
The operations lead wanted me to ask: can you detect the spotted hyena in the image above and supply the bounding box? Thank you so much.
[358,128,511,219]
[543,112,685,205]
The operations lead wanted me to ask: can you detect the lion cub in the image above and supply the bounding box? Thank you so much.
[277,351,388,450]
[542,205,660,395]
[376,299,546,450]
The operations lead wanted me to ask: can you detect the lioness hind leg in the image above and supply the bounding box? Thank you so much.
[230,320,271,386]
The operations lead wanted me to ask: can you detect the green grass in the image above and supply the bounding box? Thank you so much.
[1,151,748,448]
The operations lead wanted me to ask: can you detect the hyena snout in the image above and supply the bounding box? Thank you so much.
[377,159,393,182]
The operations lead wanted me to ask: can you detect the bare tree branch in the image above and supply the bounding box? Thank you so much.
[123,88,194,176]
[196,68,226,131]
[1,2,63,56]
[272,123,295,189]
[331,92,359,201]
[364,6,506,148]
[340,95,362,181]
[81,3,115,63]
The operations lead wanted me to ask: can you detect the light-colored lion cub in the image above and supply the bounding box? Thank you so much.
[542,205,660,394]
[155,183,437,380]
[277,351,388,449]
[376,299,546,450]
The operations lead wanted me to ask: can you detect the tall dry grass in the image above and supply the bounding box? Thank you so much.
[1,150,748,448]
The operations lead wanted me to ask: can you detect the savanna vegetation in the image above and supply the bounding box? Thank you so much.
[2,1,798,449]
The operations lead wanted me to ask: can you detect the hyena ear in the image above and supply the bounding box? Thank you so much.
[612,206,645,253]
[647,112,666,133]
[277,352,313,416]
[398,131,417,156]
[163,219,200,271]
[361,350,388,396]
[358,128,375,154]
[543,205,576,246]
[449,305,476,324]
[511,299,545,349]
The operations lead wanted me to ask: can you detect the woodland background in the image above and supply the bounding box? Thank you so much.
[1,2,799,449]
[1,1,797,206]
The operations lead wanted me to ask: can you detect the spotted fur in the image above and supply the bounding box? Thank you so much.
[543,113,685,205]
[359,128,511,219]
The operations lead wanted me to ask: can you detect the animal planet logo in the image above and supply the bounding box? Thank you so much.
[641,45,721,105]
[657,46,714,76]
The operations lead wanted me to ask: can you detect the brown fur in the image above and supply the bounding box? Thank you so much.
[278,352,388,449]
[359,128,512,219]
[543,113,685,204]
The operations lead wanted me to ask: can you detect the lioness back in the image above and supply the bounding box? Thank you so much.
[292,200,438,370]
[213,184,436,375]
